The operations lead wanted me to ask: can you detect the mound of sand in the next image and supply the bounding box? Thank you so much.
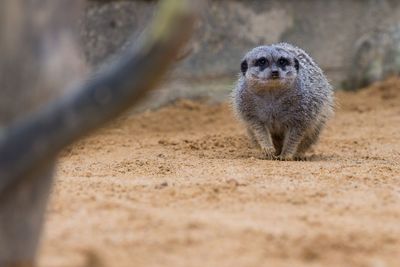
[339,76,400,112]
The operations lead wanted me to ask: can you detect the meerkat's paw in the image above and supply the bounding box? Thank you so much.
[276,154,295,161]
[293,153,308,161]
[261,146,276,160]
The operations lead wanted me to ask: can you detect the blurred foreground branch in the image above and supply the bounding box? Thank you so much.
[0,0,198,198]
[0,0,201,265]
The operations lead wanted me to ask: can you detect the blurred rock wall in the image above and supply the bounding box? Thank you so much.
[82,0,400,94]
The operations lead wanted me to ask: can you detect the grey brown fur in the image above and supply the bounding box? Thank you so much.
[232,43,334,160]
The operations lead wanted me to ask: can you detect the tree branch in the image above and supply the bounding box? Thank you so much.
[0,0,201,195]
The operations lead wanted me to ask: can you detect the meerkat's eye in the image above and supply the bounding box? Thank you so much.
[255,57,268,67]
[241,60,248,75]
[278,57,290,67]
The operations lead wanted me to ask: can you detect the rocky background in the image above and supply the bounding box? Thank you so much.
[82,0,400,107]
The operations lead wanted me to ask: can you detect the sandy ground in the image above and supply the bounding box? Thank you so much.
[39,78,400,267]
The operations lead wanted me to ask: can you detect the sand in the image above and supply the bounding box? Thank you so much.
[39,78,400,267]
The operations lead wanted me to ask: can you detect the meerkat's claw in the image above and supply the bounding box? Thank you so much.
[261,146,276,160]
[293,154,308,161]
[276,154,295,161]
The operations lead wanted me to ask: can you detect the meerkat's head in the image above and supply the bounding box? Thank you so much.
[240,45,300,92]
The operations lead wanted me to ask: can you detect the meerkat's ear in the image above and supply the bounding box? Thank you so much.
[241,60,248,75]
[294,58,300,72]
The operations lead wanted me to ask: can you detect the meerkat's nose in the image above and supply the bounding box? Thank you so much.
[271,71,280,79]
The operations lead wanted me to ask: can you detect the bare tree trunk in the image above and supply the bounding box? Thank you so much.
[0,1,85,266]
[0,0,84,266]
[0,0,199,266]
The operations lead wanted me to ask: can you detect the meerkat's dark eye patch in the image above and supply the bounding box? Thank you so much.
[255,57,268,67]
[277,57,290,68]
[241,60,248,75]
[294,58,300,72]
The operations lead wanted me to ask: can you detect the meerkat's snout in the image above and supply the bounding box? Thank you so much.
[270,70,280,79]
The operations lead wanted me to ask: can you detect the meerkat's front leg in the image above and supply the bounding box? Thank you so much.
[246,128,258,147]
[248,123,276,159]
[278,128,304,161]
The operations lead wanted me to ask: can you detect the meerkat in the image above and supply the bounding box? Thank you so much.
[232,43,334,161]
